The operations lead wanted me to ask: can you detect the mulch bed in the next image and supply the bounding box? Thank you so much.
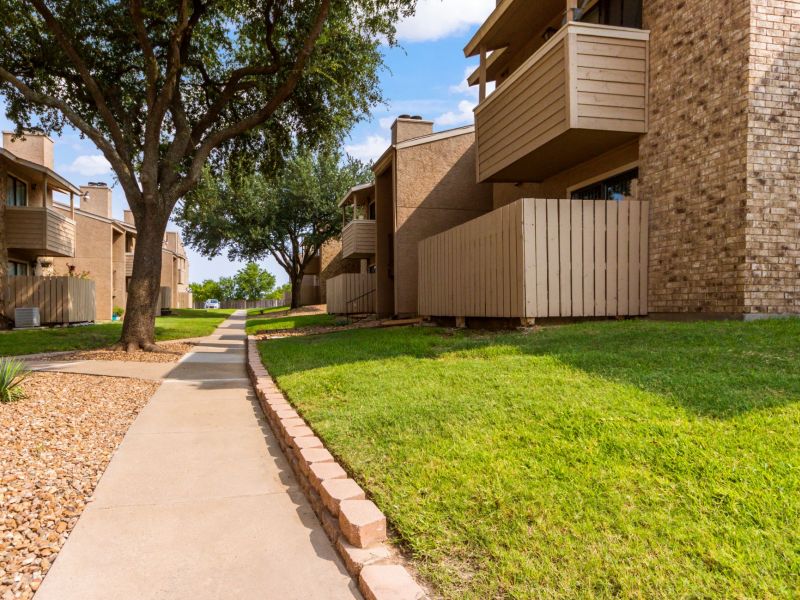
[44,341,194,363]
[0,372,158,599]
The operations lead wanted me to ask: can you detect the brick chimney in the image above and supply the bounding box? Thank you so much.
[391,116,434,144]
[2,131,54,169]
[80,182,112,218]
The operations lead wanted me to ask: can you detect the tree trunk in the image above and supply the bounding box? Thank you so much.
[0,163,10,329]
[120,208,170,351]
[290,274,302,309]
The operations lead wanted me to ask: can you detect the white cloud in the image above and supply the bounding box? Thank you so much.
[345,135,391,162]
[435,99,477,127]
[64,154,112,177]
[395,0,495,43]
[450,65,479,98]
[379,117,395,130]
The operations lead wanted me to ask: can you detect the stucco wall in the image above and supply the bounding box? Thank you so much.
[639,0,751,315]
[51,211,114,320]
[743,0,800,314]
[318,239,361,304]
[394,133,493,315]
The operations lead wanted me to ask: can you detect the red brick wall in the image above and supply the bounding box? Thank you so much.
[743,0,800,314]
[640,0,751,314]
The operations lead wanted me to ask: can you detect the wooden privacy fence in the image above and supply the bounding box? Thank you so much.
[194,298,287,310]
[418,198,649,320]
[327,273,376,314]
[5,276,96,325]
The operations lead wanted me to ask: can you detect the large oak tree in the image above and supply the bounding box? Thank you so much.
[0,0,413,348]
[177,146,370,308]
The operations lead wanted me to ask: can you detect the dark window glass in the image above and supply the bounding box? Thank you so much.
[6,175,27,207]
[571,168,639,201]
[577,0,642,29]
[368,201,376,220]
[8,261,29,276]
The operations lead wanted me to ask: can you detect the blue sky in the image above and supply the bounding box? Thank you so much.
[0,0,494,285]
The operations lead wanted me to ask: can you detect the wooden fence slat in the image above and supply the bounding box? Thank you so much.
[606,201,618,315]
[558,198,572,317]
[629,201,641,314]
[582,199,595,317]
[535,200,549,317]
[571,200,583,316]
[546,199,560,316]
[618,201,630,315]
[594,201,606,316]
[640,202,649,314]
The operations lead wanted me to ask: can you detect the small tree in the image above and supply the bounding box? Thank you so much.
[178,146,371,308]
[0,0,414,348]
[234,263,276,302]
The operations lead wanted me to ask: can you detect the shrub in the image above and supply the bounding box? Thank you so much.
[0,358,30,403]
[112,306,125,318]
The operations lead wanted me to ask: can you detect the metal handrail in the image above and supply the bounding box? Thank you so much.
[344,287,376,321]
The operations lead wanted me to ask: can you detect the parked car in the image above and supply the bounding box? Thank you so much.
[204,299,221,310]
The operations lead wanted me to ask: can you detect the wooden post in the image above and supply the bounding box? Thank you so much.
[566,0,578,22]
[69,191,75,219]
[42,177,48,207]
[478,45,487,102]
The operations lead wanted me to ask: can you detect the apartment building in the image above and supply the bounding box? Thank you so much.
[324,117,492,317]
[416,0,799,322]
[51,197,191,321]
[2,132,78,276]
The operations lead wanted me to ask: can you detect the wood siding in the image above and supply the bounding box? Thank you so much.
[6,206,76,257]
[475,37,568,182]
[341,219,376,259]
[474,22,649,182]
[125,253,134,276]
[418,198,649,319]
[6,276,95,324]
[327,273,376,314]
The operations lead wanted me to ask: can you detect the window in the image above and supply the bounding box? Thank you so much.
[571,168,639,201]
[368,201,376,220]
[8,261,29,276]
[577,0,642,29]
[6,175,27,207]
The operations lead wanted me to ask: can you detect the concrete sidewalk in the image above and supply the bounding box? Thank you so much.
[36,311,360,600]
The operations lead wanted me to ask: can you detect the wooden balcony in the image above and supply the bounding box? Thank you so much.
[6,206,75,258]
[475,22,649,183]
[342,219,376,259]
[125,253,134,276]
[418,198,649,320]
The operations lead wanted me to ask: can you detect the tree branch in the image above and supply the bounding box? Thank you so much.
[0,66,141,203]
[27,0,131,163]
[171,0,331,202]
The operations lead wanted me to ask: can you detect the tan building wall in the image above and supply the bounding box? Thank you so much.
[318,239,361,304]
[51,209,116,320]
[2,132,54,170]
[743,1,800,315]
[393,132,493,315]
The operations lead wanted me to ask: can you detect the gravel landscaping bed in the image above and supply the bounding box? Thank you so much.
[0,372,159,599]
[253,319,380,340]
[43,341,194,363]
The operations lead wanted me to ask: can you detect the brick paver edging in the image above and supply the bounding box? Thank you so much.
[246,336,429,600]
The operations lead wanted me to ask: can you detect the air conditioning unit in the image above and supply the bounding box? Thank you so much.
[15,307,41,329]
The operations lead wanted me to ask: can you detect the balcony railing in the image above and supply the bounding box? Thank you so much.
[125,253,134,276]
[475,22,649,183]
[342,219,376,259]
[6,205,76,258]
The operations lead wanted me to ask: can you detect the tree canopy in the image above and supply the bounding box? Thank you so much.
[177,145,372,307]
[0,0,414,346]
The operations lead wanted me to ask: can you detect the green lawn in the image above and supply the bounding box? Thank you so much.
[0,308,234,356]
[257,319,800,599]
[246,306,289,317]
[245,312,338,335]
